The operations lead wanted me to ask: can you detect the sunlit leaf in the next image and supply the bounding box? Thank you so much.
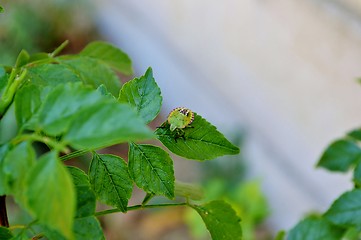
[129,143,174,199]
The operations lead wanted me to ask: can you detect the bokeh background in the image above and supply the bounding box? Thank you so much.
[2,0,361,239]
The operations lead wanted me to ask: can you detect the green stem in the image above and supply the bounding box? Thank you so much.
[12,134,70,154]
[141,193,155,205]
[50,40,69,57]
[25,57,57,68]
[94,202,188,217]
[9,224,27,230]
[60,149,90,161]
[31,233,45,240]
[0,68,28,118]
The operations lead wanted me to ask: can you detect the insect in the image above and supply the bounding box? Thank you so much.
[167,107,194,131]
[158,107,194,142]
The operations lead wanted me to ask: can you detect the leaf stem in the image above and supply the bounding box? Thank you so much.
[60,149,90,161]
[12,134,70,154]
[31,233,45,240]
[8,224,27,230]
[94,202,188,216]
[0,68,27,118]
[50,40,69,57]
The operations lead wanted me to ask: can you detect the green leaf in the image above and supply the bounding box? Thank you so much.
[74,216,105,240]
[342,228,360,240]
[14,84,41,130]
[288,215,344,240]
[174,181,204,200]
[0,6,4,13]
[128,143,175,199]
[0,144,10,195]
[27,63,81,87]
[36,83,105,136]
[191,200,242,240]
[63,102,154,149]
[0,227,13,240]
[0,67,7,96]
[89,153,133,212]
[67,166,96,218]
[60,57,121,96]
[24,151,75,239]
[11,231,28,240]
[80,41,133,75]
[15,50,30,68]
[118,67,162,124]
[324,189,361,230]
[317,139,361,172]
[2,142,35,200]
[347,128,361,141]
[353,162,361,187]
[155,113,240,160]
[41,225,66,240]
[97,84,114,99]
[28,52,50,63]
[274,230,286,240]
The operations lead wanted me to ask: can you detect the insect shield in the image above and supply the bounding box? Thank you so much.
[167,107,194,131]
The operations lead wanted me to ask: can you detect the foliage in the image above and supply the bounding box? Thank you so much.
[0,40,242,239]
[286,127,361,238]
[0,0,98,66]
[184,133,269,240]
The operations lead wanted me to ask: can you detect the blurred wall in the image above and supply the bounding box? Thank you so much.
[95,0,361,230]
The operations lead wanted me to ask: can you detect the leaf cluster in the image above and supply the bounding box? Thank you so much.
[0,41,242,239]
[285,129,361,239]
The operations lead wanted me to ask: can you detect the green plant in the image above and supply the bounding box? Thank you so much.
[185,134,270,240]
[0,38,243,239]
[0,0,98,66]
[283,128,361,239]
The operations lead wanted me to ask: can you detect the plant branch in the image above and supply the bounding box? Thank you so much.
[0,68,28,118]
[50,40,69,57]
[12,134,70,154]
[94,202,188,217]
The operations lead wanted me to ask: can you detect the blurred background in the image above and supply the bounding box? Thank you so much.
[2,0,361,239]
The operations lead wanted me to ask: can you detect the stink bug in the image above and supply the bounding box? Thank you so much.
[157,107,194,142]
[167,107,194,131]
